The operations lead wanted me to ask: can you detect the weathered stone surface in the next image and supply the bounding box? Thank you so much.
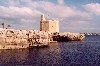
[0,29,85,49]
[0,29,49,49]
[40,15,59,33]
[52,32,85,42]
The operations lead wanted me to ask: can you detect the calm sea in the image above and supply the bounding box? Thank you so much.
[0,36,100,66]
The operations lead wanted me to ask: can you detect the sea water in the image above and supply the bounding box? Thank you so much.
[0,36,100,66]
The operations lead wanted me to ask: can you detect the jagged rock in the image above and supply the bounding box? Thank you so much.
[0,29,85,49]
[52,32,85,42]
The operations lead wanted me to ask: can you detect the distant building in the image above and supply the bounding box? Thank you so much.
[40,15,59,33]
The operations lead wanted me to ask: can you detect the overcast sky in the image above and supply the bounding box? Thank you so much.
[0,0,100,33]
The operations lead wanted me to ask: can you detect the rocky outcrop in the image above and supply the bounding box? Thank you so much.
[0,29,85,49]
[53,32,85,42]
[0,29,49,49]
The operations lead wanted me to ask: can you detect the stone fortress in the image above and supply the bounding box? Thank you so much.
[0,15,85,49]
[40,15,59,33]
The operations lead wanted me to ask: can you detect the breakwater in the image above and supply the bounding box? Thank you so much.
[0,29,85,49]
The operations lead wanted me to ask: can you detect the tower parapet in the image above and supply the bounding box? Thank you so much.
[41,14,46,21]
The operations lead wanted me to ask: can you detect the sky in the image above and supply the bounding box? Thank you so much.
[0,0,100,33]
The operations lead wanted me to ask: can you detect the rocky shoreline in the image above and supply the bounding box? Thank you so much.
[0,29,85,49]
[52,32,85,42]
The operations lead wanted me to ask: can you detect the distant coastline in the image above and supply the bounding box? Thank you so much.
[81,33,100,36]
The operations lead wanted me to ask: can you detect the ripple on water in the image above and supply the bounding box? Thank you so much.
[0,36,100,66]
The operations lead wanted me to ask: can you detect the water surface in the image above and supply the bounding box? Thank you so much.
[0,36,100,66]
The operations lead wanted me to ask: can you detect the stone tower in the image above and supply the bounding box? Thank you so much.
[40,15,59,33]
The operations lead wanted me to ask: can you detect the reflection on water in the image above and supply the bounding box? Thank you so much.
[0,36,100,66]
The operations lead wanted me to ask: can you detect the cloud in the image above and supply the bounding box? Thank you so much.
[0,5,43,29]
[0,0,93,32]
[28,1,90,19]
[0,0,90,20]
[57,0,64,4]
[84,3,100,15]
[0,6,42,20]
